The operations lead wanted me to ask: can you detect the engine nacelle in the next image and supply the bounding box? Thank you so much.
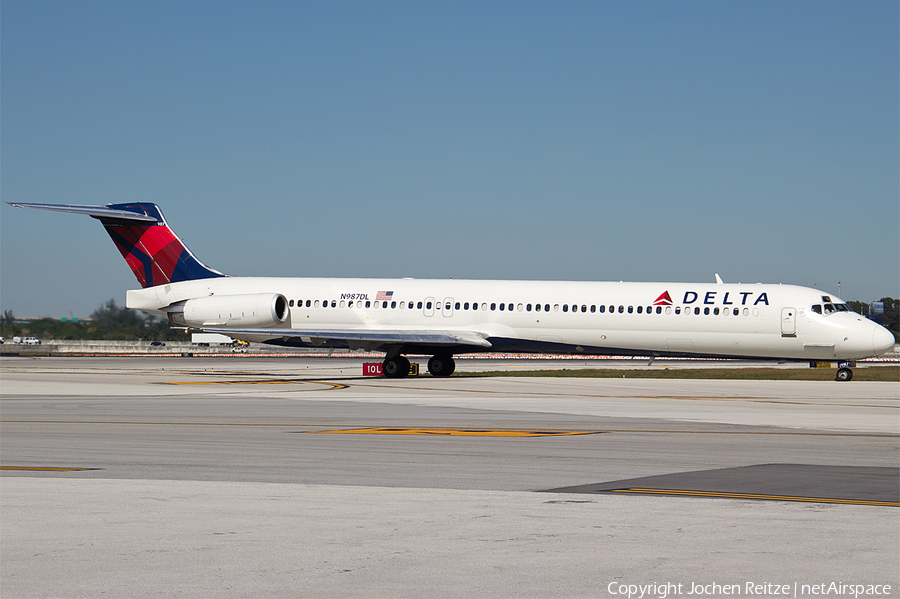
[167,293,289,328]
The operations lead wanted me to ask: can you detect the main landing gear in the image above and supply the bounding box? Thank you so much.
[381,354,456,378]
[382,355,411,378]
[835,367,853,382]
[427,354,455,377]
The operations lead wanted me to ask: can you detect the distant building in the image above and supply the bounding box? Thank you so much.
[869,301,885,324]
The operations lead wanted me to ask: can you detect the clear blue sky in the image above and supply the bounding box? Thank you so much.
[2,1,897,318]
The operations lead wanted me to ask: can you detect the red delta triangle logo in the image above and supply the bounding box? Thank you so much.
[653,291,673,306]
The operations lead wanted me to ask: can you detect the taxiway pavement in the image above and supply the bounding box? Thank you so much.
[1,356,898,598]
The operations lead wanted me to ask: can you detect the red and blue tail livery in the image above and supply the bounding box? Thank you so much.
[6,202,224,288]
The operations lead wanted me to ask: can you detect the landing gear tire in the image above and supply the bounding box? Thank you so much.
[835,367,853,382]
[428,354,455,377]
[383,356,410,378]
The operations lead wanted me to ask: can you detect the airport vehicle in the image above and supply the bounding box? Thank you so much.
[20,337,41,345]
[9,202,895,380]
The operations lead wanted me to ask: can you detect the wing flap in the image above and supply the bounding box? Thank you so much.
[203,327,492,348]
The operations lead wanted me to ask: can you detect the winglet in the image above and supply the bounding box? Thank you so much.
[715,273,724,285]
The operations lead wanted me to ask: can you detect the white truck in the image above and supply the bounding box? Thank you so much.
[191,332,235,346]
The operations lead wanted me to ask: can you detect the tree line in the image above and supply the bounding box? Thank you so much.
[0,299,186,342]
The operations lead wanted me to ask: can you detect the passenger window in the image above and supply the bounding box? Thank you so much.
[590,305,596,313]
[473,303,479,311]
[499,303,505,311]
[445,302,451,310]
[365,301,370,308]
[314,300,321,308]
[627,306,633,314]
[704,307,710,315]
[535,304,542,312]
[618,306,624,314]
[508,304,514,311]
[694,307,700,315]
[554,304,560,312]
[637,306,643,314]
[742,308,749,316]
[518,303,524,312]
[581,305,587,313]
[656,306,662,314]
[562,305,568,312]
[675,307,681,314]
[526,304,532,312]
[426,301,432,310]
[417,301,423,309]
[464,302,469,310]
[599,305,605,313]
[289,300,294,307]
[545,304,550,312]
[491,303,496,311]
[455,302,460,310]
[340,300,346,308]
[391,301,396,309]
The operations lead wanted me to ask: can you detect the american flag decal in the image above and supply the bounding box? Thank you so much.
[376,290,394,301]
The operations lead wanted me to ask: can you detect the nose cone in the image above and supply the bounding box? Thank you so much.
[873,325,896,356]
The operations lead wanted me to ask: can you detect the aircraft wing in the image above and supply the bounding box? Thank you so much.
[203,327,493,349]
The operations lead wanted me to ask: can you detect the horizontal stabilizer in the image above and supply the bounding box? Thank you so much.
[7,202,159,223]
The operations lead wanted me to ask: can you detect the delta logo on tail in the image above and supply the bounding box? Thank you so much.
[99,203,224,288]
[653,291,673,306]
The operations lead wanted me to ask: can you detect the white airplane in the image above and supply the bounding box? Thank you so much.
[9,202,895,381]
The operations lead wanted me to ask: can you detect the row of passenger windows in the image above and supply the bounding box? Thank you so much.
[287,298,758,316]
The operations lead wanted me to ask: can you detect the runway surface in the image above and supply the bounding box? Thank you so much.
[2,356,898,598]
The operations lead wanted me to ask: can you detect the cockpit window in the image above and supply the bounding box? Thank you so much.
[835,303,850,312]
[811,304,822,314]
[824,303,835,314]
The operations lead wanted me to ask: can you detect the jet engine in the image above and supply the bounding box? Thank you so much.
[167,293,289,328]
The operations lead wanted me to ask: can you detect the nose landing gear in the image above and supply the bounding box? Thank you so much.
[835,367,853,382]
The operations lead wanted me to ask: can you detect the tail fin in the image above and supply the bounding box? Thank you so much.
[8,202,226,288]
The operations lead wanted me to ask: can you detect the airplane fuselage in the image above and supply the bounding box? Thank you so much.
[127,277,891,362]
